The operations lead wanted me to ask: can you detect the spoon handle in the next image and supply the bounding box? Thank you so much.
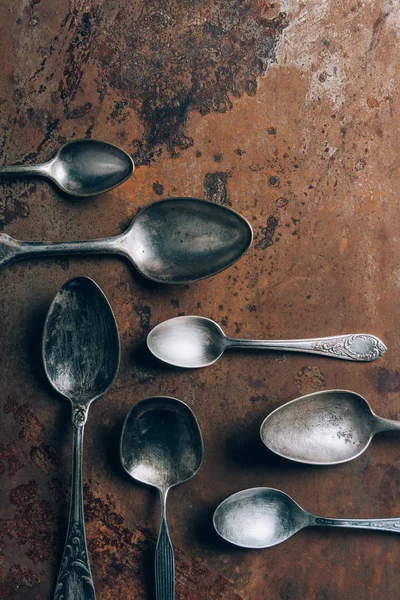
[155,490,174,600]
[0,232,122,269]
[0,163,48,175]
[312,515,400,534]
[54,407,95,600]
[226,333,386,361]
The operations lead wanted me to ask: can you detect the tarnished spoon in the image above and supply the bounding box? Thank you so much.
[260,389,400,466]
[43,277,120,600]
[0,139,134,196]
[214,487,400,549]
[147,316,386,367]
[0,197,252,283]
[121,397,204,600]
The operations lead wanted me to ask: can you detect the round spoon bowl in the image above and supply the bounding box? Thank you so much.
[147,316,226,368]
[48,139,134,196]
[213,488,308,548]
[42,276,120,404]
[260,390,376,465]
[120,396,204,489]
[127,198,253,284]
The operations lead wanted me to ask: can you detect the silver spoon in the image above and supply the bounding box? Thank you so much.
[0,139,134,196]
[147,316,386,367]
[260,389,400,466]
[0,197,252,283]
[213,487,400,549]
[43,276,120,600]
[120,396,204,600]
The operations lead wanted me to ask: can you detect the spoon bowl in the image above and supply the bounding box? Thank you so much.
[121,396,203,599]
[0,198,253,283]
[214,488,308,548]
[120,396,204,489]
[43,276,120,599]
[148,316,226,367]
[260,390,400,466]
[214,487,400,548]
[43,276,120,404]
[147,316,386,367]
[0,139,134,196]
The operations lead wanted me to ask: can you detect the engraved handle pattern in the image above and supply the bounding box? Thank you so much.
[314,516,400,533]
[155,490,174,600]
[228,333,386,361]
[310,334,387,361]
[54,406,95,600]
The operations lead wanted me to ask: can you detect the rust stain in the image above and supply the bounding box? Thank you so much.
[256,215,280,249]
[204,172,232,205]
[294,366,326,394]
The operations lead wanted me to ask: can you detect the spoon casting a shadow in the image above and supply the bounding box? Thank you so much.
[0,139,134,196]
[0,198,252,283]
[260,389,400,466]
[214,487,400,549]
[43,277,120,600]
[121,397,204,600]
[147,316,386,367]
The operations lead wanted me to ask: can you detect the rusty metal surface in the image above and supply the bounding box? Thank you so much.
[1,1,400,598]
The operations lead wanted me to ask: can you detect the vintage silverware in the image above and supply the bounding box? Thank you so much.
[120,396,203,600]
[147,315,386,367]
[43,276,120,600]
[213,487,400,549]
[260,389,400,465]
[0,198,252,283]
[0,139,134,196]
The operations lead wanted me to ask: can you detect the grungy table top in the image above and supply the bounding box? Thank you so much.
[1,1,400,599]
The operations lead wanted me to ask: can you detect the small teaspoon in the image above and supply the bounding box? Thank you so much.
[147,316,386,367]
[0,139,134,196]
[214,487,400,549]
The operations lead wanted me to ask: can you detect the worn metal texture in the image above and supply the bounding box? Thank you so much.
[1,1,399,598]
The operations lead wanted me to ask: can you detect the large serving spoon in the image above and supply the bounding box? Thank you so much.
[0,139,134,196]
[0,198,252,283]
[213,487,400,549]
[43,276,120,600]
[260,389,400,466]
[147,316,386,367]
[120,397,204,600]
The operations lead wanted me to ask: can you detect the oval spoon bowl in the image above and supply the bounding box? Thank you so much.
[260,390,379,466]
[48,139,134,196]
[127,198,253,283]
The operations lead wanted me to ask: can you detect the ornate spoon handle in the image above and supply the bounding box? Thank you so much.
[54,406,95,600]
[0,232,122,269]
[226,333,386,361]
[312,515,400,533]
[155,489,174,600]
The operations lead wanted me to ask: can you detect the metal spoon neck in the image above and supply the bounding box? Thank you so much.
[224,336,268,350]
[373,415,400,434]
[0,161,50,176]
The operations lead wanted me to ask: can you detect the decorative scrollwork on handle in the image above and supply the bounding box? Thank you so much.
[311,334,387,362]
[72,406,89,427]
[54,522,95,600]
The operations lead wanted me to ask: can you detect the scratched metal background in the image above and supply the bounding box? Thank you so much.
[1,1,400,598]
